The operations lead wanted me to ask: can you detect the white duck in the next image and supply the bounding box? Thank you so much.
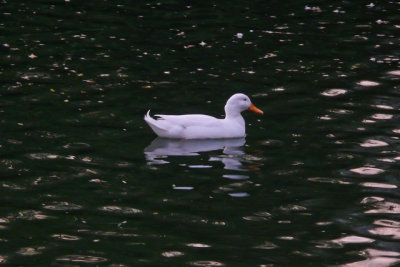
[144,93,263,139]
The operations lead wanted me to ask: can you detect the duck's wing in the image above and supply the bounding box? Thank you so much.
[154,114,221,128]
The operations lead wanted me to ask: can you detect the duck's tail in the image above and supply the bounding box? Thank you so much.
[144,110,168,137]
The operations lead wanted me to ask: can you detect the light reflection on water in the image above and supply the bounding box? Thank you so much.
[145,137,250,171]
[144,138,260,199]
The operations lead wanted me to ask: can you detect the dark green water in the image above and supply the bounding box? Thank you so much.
[1,0,400,266]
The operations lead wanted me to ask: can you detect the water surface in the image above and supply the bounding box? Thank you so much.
[1,1,400,266]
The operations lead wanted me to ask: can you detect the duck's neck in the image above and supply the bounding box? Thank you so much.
[224,105,244,121]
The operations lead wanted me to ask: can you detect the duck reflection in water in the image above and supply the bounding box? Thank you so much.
[144,137,250,171]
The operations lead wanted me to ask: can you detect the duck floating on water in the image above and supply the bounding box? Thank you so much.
[144,93,263,139]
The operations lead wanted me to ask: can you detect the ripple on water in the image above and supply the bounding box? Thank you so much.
[332,235,375,245]
[17,247,44,256]
[229,192,250,197]
[43,202,83,211]
[360,182,397,189]
[357,80,380,87]
[369,226,400,240]
[186,243,211,248]
[364,200,400,214]
[1,182,26,190]
[99,206,143,215]
[27,153,61,160]
[320,88,347,97]
[279,204,307,212]
[215,181,252,193]
[360,139,389,147]
[161,251,184,258]
[361,196,384,204]
[308,177,351,185]
[371,114,393,120]
[222,174,249,180]
[253,241,278,249]
[377,158,396,163]
[51,234,81,241]
[56,255,108,264]
[350,167,384,175]
[372,104,394,110]
[313,240,343,249]
[329,108,353,115]
[365,249,400,258]
[242,216,269,222]
[374,219,400,228]
[188,165,213,169]
[11,210,53,220]
[243,211,272,222]
[189,261,224,266]
[259,139,284,147]
[277,236,295,240]
[89,231,139,238]
[62,142,90,149]
[369,219,400,240]
[318,115,332,121]
[387,70,400,76]
[172,186,194,190]
[343,257,400,267]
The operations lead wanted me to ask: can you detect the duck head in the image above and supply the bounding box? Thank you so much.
[225,93,263,118]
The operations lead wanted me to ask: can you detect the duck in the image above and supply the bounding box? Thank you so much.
[144,93,263,139]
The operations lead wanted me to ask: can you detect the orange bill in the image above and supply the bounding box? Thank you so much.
[248,103,263,114]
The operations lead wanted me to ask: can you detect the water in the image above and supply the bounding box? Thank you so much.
[1,0,400,265]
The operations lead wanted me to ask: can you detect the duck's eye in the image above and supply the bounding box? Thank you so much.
[243,98,247,101]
